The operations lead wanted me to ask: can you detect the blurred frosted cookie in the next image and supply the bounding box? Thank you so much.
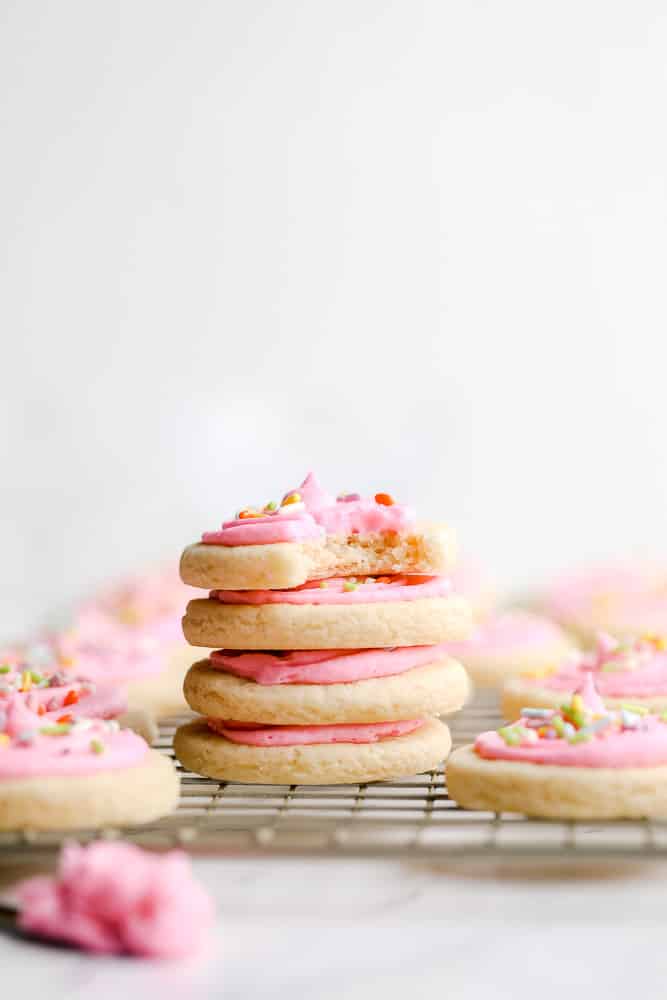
[56,567,209,719]
[441,611,576,688]
[180,472,456,591]
[183,646,470,725]
[502,633,667,720]
[448,557,498,621]
[174,715,450,785]
[540,563,667,645]
[448,675,667,818]
[0,696,178,830]
[183,575,472,650]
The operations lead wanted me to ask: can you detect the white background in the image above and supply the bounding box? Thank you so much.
[3,1,667,637]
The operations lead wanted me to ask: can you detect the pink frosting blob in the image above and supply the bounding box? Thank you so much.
[210,575,450,607]
[442,611,570,658]
[207,717,424,746]
[210,643,448,685]
[476,717,667,768]
[202,472,416,546]
[16,842,215,958]
[0,696,147,779]
[476,673,667,768]
[0,650,127,722]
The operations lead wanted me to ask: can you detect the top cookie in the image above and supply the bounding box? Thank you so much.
[180,472,457,591]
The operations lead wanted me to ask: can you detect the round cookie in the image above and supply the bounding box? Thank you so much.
[184,656,470,725]
[442,611,577,688]
[174,716,450,785]
[447,744,667,819]
[0,749,178,831]
[181,472,456,591]
[501,635,667,721]
[183,577,471,651]
[540,562,667,645]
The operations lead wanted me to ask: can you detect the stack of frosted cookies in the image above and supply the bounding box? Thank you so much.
[174,473,473,784]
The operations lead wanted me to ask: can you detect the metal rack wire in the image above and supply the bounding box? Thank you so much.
[1,692,666,862]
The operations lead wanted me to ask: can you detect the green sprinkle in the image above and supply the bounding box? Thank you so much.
[552,715,566,737]
[90,739,105,755]
[620,703,649,716]
[343,581,358,592]
[660,712,667,724]
[29,671,42,684]
[40,723,72,736]
[567,727,594,744]
[498,726,521,746]
[318,581,328,589]
[265,501,278,511]
[0,665,11,674]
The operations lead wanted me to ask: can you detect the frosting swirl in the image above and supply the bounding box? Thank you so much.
[202,472,416,546]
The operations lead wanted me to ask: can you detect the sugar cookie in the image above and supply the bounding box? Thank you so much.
[0,697,178,830]
[180,473,456,590]
[183,652,469,724]
[174,715,450,784]
[183,576,471,650]
[448,675,667,818]
[502,633,667,720]
[442,611,576,688]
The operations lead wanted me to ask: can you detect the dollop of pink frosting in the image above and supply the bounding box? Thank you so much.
[210,643,449,685]
[476,673,667,768]
[202,472,416,546]
[16,842,215,958]
[442,611,571,657]
[0,649,126,721]
[0,695,147,778]
[210,574,450,606]
[207,717,423,746]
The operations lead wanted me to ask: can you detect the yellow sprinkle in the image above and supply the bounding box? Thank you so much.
[21,671,32,692]
[282,492,301,506]
[0,734,9,747]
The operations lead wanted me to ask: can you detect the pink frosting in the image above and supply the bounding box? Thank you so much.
[210,643,448,685]
[16,842,215,958]
[476,717,667,767]
[202,472,416,546]
[0,650,127,721]
[207,717,423,746]
[543,563,667,635]
[476,673,667,767]
[442,611,570,657]
[0,695,147,778]
[211,574,451,606]
[526,635,667,699]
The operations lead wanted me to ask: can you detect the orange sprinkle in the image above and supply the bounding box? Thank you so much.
[57,713,73,725]
[282,492,301,506]
[37,704,46,716]
[374,575,393,584]
[374,493,395,506]
[63,689,80,706]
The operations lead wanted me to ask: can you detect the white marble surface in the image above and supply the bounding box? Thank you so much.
[2,855,667,998]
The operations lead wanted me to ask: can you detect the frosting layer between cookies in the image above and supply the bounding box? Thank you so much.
[210,575,451,606]
[209,644,449,685]
[207,718,424,746]
[202,472,416,546]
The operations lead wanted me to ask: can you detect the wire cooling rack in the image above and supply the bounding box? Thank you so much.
[1,692,667,862]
